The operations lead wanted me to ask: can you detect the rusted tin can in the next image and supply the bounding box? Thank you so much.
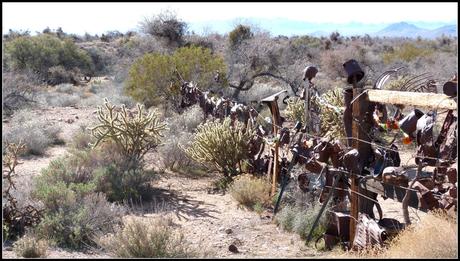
[343,59,365,84]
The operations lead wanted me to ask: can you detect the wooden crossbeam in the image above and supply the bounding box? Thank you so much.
[367,89,457,110]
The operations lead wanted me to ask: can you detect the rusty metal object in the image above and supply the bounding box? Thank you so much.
[303,66,319,82]
[382,167,409,187]
[446,167,457,184]
[374,67,405,90]
[298,173,311,192]
[443,80,457,97]
[342,149,361,174]
[343,59,365,84]
[352,213,387,251]
[398,109,424,138]
[412,181,439,210]
[378,218,404,238]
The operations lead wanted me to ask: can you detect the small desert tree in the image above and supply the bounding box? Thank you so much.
[140,10,187,48]
[126,46,227,110]
[228,24,253,48]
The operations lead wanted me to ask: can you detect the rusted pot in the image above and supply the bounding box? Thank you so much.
[398,109,424,137]
[303,66,319,81]
[343,59,364,84]
[443,80,457,97]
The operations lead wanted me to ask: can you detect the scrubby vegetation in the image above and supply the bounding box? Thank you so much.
[98,217,195,258]
[2,9,457,259]
[13,234,48,258]
[229,174,272,210]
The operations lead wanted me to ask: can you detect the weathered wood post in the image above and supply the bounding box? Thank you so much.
[343,59,373,247]
[261,90,288,196]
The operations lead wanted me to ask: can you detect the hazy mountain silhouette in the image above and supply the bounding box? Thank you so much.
[375,22,457,38]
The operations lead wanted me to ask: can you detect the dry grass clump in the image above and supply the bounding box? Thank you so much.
[328,209,457,258]
[98,217,195,258]
[382,209,457,258]
[13,234,48,258]
[229,174,272,210]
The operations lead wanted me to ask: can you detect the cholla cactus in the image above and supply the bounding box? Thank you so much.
[89,98,166,166]
[284,97,305,124]
[311,88,345,139]
[184,118,255,177]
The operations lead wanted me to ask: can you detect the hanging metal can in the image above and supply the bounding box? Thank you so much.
[343,59,365,84]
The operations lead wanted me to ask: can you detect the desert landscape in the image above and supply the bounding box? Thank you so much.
[2,3,458,259]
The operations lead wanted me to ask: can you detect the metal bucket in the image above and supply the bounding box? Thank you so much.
[343,59,365,84]
[398,109,424,137]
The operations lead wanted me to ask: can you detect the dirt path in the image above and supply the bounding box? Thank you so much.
[140,173,324,258]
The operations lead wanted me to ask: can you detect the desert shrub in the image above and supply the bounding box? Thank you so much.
[38,91,80,107]
[229,174,271,210]
[3,142,43,239]
[382,42,434,64]
[2,109,62,155]
[46,65,75,85]
[89,98,166,168]
[4,34,93,77]
[34,192,125,249]
[93,164,156,202]
[229,24,253,48]
[126,46,227,110]
[55,83,75,94]
[158,134,195,171]
[13,234,48,258]
[276,203,328,242]
[140,10,188,48]
[284,97,305,124]
[99,217,195,258]
[184,118,255,177]
[275,204,297,232]
[2,71,40,115]
[86,46,113,75]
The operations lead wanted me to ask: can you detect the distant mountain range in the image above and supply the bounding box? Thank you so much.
[190,20,457,39]
[373,22,457,38]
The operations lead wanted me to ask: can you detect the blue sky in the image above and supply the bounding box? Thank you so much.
[3,2,457,36]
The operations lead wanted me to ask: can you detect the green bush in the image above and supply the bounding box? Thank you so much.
[126,46,227,109]
[99,217,195,258]
[4,34,93,76]
[184,118,255,177]
[382,42,434,64]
